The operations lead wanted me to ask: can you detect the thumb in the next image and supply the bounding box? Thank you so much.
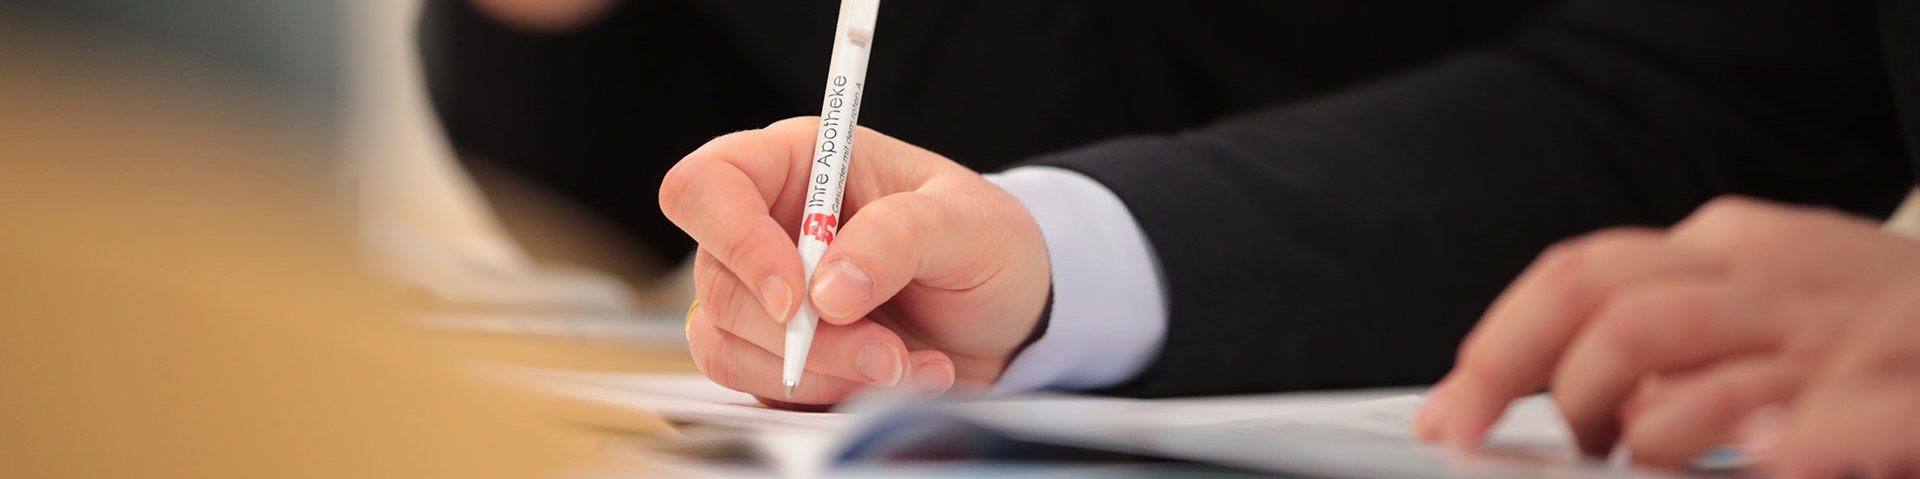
[805,190,1007,325]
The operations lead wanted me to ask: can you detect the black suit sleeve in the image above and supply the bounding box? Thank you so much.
[1030,0,1914,397]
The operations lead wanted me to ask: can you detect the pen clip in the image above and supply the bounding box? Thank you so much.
[840,0,881,46]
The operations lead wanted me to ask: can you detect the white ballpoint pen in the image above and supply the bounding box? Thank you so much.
[785,0,883,398]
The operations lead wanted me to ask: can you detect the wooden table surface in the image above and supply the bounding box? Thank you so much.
[428,325,703,475]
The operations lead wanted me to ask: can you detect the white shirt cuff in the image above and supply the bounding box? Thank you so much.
[983,166,1167,393]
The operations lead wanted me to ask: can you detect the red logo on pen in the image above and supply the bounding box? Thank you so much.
[802,213,838,243]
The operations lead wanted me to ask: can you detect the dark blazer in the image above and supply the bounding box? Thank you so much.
[419,0,1557,263]
[1033,0,1919,397]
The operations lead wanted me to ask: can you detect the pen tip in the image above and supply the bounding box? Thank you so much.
[784,381,797,399]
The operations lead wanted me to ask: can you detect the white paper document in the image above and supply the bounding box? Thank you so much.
[1144,396,1696,479]
[495,367,856,432]
[493,369,1724,478]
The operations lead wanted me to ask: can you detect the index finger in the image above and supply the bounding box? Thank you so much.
[660,119,820,321]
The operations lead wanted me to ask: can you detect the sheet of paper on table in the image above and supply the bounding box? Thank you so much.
[489,368,1722,479]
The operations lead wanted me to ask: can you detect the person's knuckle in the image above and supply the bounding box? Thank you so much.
[1731,215,1796,246]
[1592,300,1665,361]
[1537,232,1654,295]
[1595,291,1704,381]
[658,159,707,222]
[1679,196,1784,241]
[1698,195,1768,218]
[1573,246,1626,271]
[1534,240,1600,288]
[1655,288,1716,337]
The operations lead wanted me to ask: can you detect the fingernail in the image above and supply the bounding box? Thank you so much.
[759,275,792,323]
[913,361,954,395]
[858,343,906,387]
[811,260,873,319]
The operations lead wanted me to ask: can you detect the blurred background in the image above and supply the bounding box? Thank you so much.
[0,1,644,477]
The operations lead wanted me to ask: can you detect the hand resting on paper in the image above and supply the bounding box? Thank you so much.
[1416,197,1920,476]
